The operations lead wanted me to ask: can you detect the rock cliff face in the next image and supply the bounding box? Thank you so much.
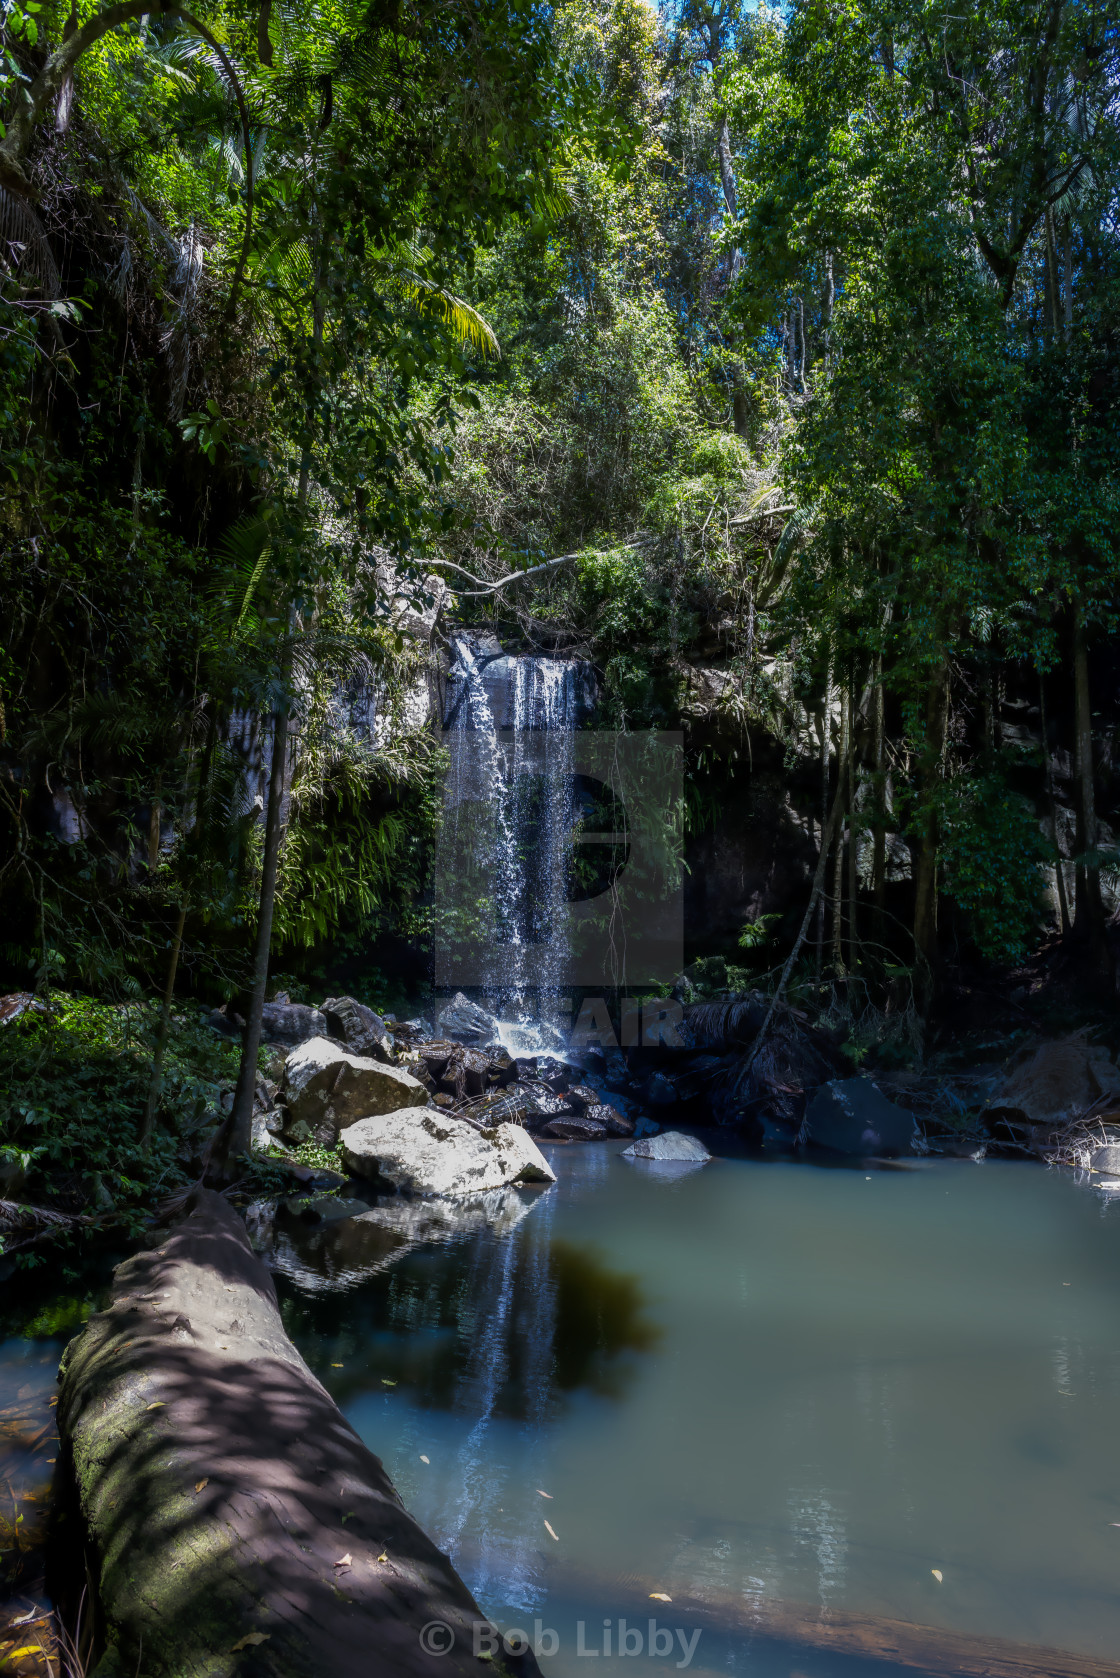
[58,1190,539,1678]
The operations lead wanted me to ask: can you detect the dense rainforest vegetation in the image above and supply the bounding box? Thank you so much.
[2,0,1119,1229]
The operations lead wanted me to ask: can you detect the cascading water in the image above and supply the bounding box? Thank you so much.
[439,632,594,1043]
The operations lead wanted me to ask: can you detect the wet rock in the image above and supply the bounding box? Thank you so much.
[801,1078,917,1157]
[322,995,389,1057]
[261,999,329,1045]
[586,1103,633,1137]
[487,1046,517,1087]
[532,1059,571,1093]
[461,1049,491,1098]
[644,1072,678,1106]
[420,1040,456,1077]
[544,1114,608,1140]
[382,1015,434,1044]
[1090,1144,1120,1176]
[469,1087,533,1126]
[340,1108,556,1195]
[282,1036,427,1147]
[566,1084,599,1111]
[993,1038,1120,1126]
[433,1091,457,1110]
[623,1131,712,1162]
[436,992,497,1044]
[279,1194,370,1226]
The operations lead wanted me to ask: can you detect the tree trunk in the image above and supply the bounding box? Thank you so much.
[913,661,949,1005]
[140,904,187,1147]
[816,650,833,980]
[1038,671,1071,938]
[832,687,849,976]
[846,681,860,968]
[1071,598,1107,969]
[871,658,887,949]
[222,664,293,1166]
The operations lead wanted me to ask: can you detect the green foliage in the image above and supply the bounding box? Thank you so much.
[0,993,242,1228]
[933,776,1049,967]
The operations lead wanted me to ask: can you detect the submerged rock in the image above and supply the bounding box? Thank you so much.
[340,1108,556,1195]
[282,1036,427,1146]
[622,1130,712,1162]
[436,991,497,1044]
[801,1077,917,1157]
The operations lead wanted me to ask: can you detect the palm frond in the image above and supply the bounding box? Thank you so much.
[396,269,500,356]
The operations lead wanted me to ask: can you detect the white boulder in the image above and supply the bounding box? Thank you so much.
[339,1108,556,1196]
[281,1036,426,1145]
[622,1130,711,1162]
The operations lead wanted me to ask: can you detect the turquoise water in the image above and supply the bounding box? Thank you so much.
[273,1144,1120,1677]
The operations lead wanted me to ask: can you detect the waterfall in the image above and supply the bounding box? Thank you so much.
[439,633,593,1027]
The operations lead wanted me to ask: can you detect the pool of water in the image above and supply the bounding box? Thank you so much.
[269,1143,1120,1678]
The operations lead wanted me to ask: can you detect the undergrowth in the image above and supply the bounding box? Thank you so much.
[0,992,248,1255]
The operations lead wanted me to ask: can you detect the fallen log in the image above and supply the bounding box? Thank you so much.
[58,1189,535,1678]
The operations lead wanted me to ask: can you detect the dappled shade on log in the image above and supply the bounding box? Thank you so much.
[58,1189,538,1678]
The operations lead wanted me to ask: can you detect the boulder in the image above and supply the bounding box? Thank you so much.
[340,1109,556,1195]
[586,1103,633,1137]
[566,1084,599,1111]
[0,992,48,1026]
[468,1087,533,1127]
[261,999,328,1045]
[622,1131,711,1162]
[544,1114,608,1141]
[321,995,389,1057]
[644,1072,678,1106]
[57,1190,538,1678]
[487,1046,517,1087]
[435,992,497,1044]
[993,1038,1120,1126]
[282,1036,426,1146]
[801,1078,917,1157]
[1090,1144,1120,1176]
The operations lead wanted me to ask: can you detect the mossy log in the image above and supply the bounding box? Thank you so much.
[58,1189,532,1678]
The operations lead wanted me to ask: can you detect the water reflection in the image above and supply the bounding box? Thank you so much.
[550,1239,660,1397]
[272,1194,658,1418]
